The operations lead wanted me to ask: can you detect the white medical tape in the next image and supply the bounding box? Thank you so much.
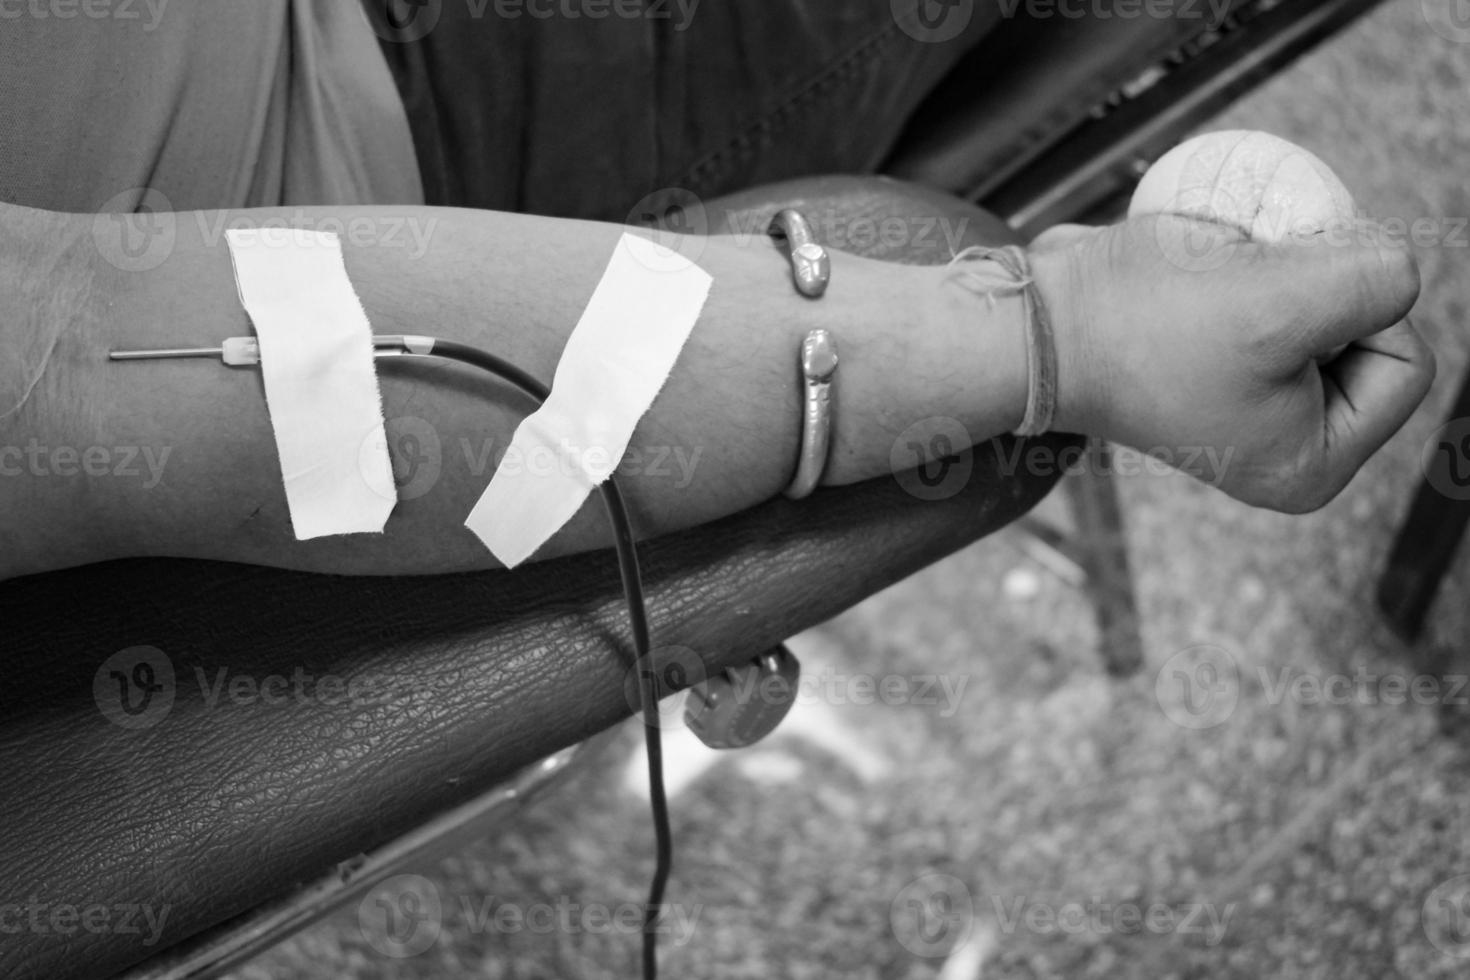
[224,227,397,540]
[466,233,713,567]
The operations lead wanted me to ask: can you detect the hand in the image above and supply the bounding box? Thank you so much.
[1028,213,1433,512]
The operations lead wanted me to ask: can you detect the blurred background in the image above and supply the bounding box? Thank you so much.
[228,0,1470,975]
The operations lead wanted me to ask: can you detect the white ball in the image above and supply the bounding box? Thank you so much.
[1130,130,1358,361]
[1129,130,1356,243]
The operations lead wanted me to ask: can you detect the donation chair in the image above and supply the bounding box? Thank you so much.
[0,0,1393,975]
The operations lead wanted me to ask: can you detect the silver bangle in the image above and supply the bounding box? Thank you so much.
[770,209,831,299]
[769,210,837,500]
[783,329,839,500]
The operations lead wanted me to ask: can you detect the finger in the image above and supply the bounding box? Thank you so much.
[1319,317,1436,480]
[1257,231,1420,355]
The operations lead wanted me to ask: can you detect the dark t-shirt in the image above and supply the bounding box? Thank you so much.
[0,0,422,213]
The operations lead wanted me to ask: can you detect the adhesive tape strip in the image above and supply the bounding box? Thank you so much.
[466,233,713,567]
[225,227,397,540]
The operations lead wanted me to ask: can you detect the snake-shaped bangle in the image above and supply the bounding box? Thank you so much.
[769,209,837,500]
[782,327,839,500]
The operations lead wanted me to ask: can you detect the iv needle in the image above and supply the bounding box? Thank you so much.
[109,347,226,360]
[109,335,436,366]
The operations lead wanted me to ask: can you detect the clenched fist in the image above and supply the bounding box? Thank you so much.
[1029,213,1433,512]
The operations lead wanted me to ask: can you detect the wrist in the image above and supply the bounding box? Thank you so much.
[1027,243,1109,439]
[925,260,1029,437]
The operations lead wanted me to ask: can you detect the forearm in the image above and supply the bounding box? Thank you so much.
[1,203,1030,580]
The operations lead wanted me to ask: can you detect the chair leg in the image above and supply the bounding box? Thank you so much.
[1064,440,1145,677]
[1377,364,1470,642]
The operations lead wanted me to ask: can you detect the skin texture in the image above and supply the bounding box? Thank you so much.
[0,203,1432,582]
[1030,216,1429,512]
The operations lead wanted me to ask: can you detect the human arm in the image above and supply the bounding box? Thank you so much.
[0,202,1430,582]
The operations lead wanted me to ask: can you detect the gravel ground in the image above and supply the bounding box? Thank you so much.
[227,2,1470,977]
